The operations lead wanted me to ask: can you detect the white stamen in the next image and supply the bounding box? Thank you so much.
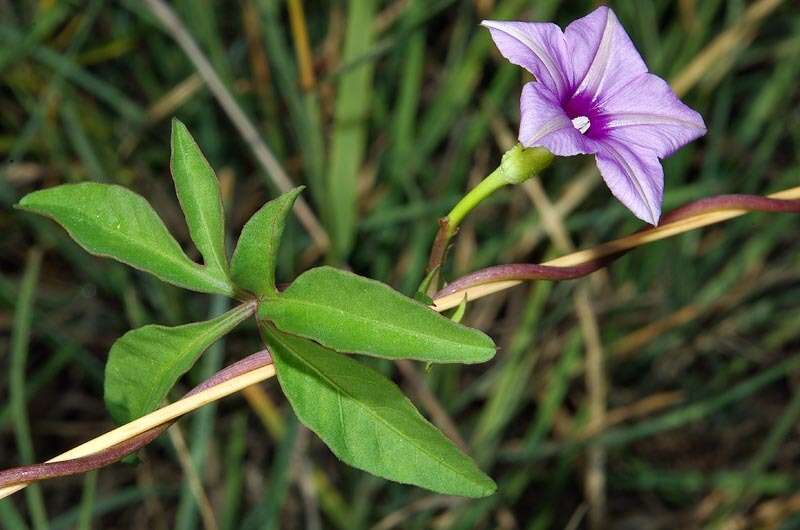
[571,115,591,134]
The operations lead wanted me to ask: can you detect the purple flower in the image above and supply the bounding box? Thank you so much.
[483,6,706,224]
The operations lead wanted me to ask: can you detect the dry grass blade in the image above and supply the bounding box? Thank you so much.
[524,177,607,530]
[140,0,330,251]
[287,0,316,91]
[146,73,204,124]
[167,425,219,530]
[670,0,784,96]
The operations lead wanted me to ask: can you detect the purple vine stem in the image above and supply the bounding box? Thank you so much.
[433,194,800,299]
[2,193,799,492]
[0,350,272,489]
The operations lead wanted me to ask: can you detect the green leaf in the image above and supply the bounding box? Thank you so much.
[258,266,495,363]
[170,119,229,280]
[230,187,303,298]
[104,302,255,423]
[17,183,233,295]
[450,294,468,324]
[414,265,438,305]
[261,324,496,497]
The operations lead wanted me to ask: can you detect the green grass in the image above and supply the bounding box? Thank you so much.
[1,0,799,528]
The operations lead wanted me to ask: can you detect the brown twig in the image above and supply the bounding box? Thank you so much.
[423,217,454,296]
[426,217,452,275]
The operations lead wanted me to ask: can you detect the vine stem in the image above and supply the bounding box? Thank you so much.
[1,186,799,499]
[0,353,275,500]
[432,187,800,311]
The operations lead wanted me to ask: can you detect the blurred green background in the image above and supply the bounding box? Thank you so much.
[2,0,800,528]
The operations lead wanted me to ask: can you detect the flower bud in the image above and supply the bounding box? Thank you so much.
[500,144,554,185]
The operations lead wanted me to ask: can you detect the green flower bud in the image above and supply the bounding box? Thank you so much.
[500,144,554,185]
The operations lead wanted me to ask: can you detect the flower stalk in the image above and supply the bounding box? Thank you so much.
[446,145,554,234]
[426,144,554,282]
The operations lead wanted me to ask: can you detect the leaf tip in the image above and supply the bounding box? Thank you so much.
[170,117,186,133]
[476,476,498,497]
[15,189,44,211]
[170,118,193,154]
[455,471,497,498]
[468,334,498,364]
[478,347,499,363]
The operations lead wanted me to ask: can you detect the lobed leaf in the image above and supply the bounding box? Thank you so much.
[258,266,495,363]
[170,119,230,280]
[261,324,496,497]
[230,187,303,298]
[104,302,254,423]
[17,183,233,295]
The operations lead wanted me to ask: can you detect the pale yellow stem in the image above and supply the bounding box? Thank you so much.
[0,365,276,500]
[4,186,799,501]
[432,186,800,311]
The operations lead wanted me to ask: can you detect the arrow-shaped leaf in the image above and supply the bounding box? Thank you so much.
[258,266,495,363]
[261,324,496,497]
[17,183,233,295]
[104,302,254,423]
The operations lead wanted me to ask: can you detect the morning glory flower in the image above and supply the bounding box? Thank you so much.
[483,6,706,224]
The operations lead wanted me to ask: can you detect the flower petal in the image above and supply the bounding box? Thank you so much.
[601,73,707,158]
[518,82,594,156]
[594,140,663,225]
[565,6,648,102]
[482,20,572,97]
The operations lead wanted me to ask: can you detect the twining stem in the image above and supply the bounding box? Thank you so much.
[425,217,453,281]
[1,188,799,498]
[425,145,553,281]
[0,1,787,498]
[432,189,800,310]
[0,352,275,499]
